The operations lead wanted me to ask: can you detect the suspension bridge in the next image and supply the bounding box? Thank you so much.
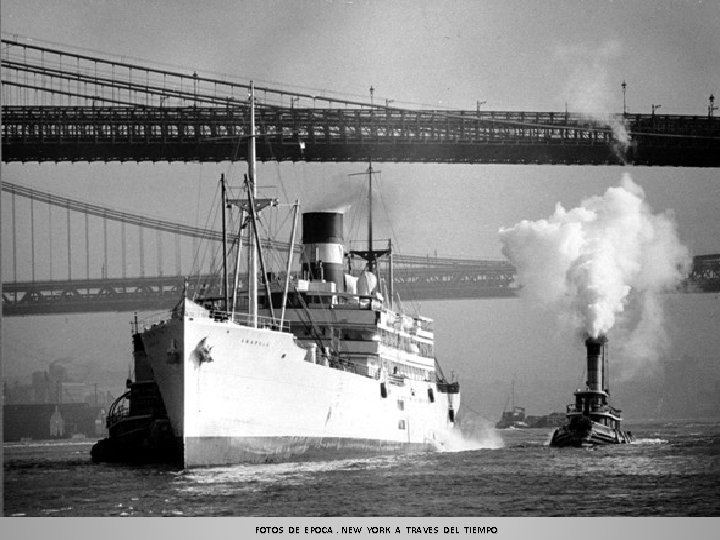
[0,180,520,316]
[1,37,719,316]
[1,181,718,317]
[2,38,719,166]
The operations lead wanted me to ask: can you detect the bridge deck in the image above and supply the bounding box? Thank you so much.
[2,254,717,316]
[3,106,719,165]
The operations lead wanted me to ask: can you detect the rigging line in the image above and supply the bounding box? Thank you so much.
[255,208,294,277]
[192,166,203,270]
[253,114,290,243]
[291,283,333,355]
[203,203,227,280]
[273,161,291,208]
[300,163,310,202]
[189,179,222,290]
[257,195,292,248]
[458,401,485,418]
[345,176,367,256]
[273,208,293,239]
[374,178,420,315]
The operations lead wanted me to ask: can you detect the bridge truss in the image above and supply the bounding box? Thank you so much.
[2,253,716,317]
[2,38,719,166]
[0,260,518,317]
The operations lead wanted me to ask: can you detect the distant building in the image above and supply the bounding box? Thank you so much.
[59,382,90,404]
[49,361,68,384]
[94,408,107,436]
[4,403,105,441]
[32,371,50,403]
[50,406,64,437]
[5,365,117,407]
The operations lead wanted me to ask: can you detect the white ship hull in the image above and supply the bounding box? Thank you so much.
[142,301,459,467]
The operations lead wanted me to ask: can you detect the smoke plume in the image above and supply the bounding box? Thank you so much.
[499,174,690,369]
[304,174,365,214]
[555,40,630,160]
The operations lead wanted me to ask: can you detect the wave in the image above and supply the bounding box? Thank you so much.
[4,440,94,448]
[632,438,668,445]
[434,428,504,452]
[176,453,407,491]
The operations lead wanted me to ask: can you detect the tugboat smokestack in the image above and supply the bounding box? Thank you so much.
[585,335,607,393]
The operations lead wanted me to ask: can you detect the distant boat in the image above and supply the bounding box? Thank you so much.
[525,412,565,429]
[495,380,528,429]
[495,406,529,429]
[550,335,634,447]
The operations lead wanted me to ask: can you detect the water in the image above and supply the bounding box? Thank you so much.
[3,420,720,517]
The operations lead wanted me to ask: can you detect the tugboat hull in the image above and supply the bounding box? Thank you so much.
[91,417,179,464]
[550,416,633,447]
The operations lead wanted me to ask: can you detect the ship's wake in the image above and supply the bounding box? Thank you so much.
[432,429,504,452]
[432,416,504,452]
[631,437,668,445]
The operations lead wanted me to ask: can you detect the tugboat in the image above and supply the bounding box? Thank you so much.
[550,335,634,447]
[91,317,179,463]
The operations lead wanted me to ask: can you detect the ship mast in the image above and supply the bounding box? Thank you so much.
[368,86,374,266]
[348,165,392,306]
[221,173,229,312]
[348,87,393,307]
[368,162,374,268]
[367,86,376,273]
[280,201,300,329]
[223,84,279,325]
[248,81,258,327]
[511,379,515,410]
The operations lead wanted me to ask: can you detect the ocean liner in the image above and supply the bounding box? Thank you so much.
[549,335,633,447]
[92,83,461,467]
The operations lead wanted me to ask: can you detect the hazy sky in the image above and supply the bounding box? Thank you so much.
[2,0,719,113]
[1,0,719,416]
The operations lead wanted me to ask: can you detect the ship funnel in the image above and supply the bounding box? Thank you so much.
[302,212,345,292]
[585,335,607,392]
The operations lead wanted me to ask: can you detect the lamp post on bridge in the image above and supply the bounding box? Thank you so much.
[652,104,661,129]
[709,94,717,118]
[477,100,487,114]
[621,80,627,116]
